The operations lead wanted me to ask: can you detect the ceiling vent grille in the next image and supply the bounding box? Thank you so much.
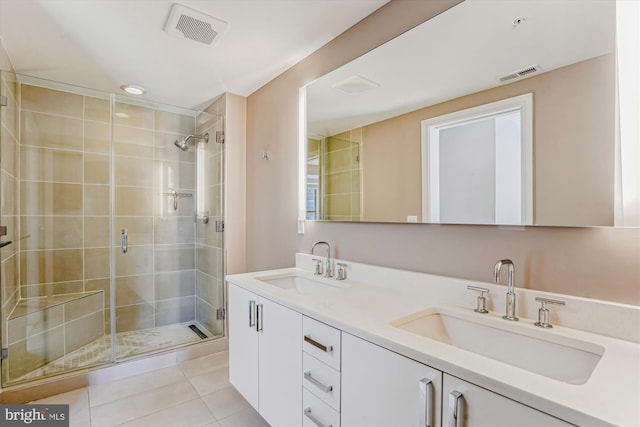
[499,65,542,83]
[164,4,228,46]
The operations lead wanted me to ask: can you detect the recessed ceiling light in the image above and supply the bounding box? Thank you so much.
[120,85,145,95]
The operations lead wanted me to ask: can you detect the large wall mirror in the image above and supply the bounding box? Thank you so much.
[300,0,639,227]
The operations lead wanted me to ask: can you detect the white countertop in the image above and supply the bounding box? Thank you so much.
[226,254,640,426]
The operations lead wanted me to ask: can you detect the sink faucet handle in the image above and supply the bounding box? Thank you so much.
[311,258,323,276]
[467,285,489,313]
[534,297,566,328]
[336,262,348,280]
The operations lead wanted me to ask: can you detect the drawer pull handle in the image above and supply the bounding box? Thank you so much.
[249,300,256,327]
[448,390,463,427]
[304,335,333,352]
[304,371,333,393]
[419,378,433,427]
[304,407,332,427]
[256,303,264,331]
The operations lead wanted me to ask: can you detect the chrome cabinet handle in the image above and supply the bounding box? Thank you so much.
[304,335,333,352]
[448,390,463,427]
[304,371,333,393]
[121,229,128,253]
[303,408,332,427]
[249,300,256,327]
[419,378,433,427]
[256,303,263,331]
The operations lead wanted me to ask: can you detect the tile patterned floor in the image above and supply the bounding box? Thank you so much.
[17,324,209,383]
[31,351,269,427]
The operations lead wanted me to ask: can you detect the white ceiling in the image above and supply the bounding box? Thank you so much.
[306,0,616,136]
[0,0,388,110]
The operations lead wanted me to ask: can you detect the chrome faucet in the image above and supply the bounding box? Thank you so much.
[311,241,333,278]
[494,259,518,321]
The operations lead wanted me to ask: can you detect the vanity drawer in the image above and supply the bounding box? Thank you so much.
[302,316,341,370]
[303,352,341,410]
[303,388,340,427]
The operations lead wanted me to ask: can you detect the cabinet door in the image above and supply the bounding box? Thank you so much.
[442,374,574,427]
[258,296,303,427]
[342,333,442,427]
[228,284,259,410]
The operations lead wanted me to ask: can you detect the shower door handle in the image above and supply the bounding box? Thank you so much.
[121,229,128,254]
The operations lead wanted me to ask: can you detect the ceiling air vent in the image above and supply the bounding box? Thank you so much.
[499,65,542,83]
[164,3,228,46]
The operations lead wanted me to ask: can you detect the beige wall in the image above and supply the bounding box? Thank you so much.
[245,0,639,305]
[361,54,614,225]
[222,93,247,276]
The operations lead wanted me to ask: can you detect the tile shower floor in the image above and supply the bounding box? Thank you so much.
[17,323,210,383]
[31,351,269,427]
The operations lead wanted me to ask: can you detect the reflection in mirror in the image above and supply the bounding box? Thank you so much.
[306,133,361,221]
[421,94,532,225]
[300,0,637,227]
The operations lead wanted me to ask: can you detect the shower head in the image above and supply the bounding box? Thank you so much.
[174,138,189,151]
[174,133,209,151]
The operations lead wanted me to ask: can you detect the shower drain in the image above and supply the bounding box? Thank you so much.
[188,324,209,339]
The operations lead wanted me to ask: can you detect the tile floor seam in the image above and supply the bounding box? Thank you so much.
[89,378,200,426]
[200,386,253,423]
[88,366,189,408]
[111,396,217,427]
[30,351,271,427]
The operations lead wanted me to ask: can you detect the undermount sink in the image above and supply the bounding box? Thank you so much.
[256,273,348,295]
[391,307,604,385]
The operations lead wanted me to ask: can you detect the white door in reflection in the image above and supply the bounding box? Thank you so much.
[421,94,533,225]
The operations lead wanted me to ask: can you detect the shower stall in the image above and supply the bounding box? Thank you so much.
[0,71,226,387]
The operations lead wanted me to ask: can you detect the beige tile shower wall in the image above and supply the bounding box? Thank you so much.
[244,0,640,305]
[114,102,197,333]
[17,85,199,335]
[0,37,13,72]
[1,69,19,348]
[20,85,90,303]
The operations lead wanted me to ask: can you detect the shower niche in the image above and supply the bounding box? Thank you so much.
[0,72,226,387]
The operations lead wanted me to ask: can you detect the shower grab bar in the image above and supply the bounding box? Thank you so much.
[163,190,193,211]
[121,229,128,254]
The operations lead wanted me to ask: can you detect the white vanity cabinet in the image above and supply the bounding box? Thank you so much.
[228,283,302,427]
[442,374,574,427]
[341,333,443,427]
[302,316,342,427]
[342,333,574,427]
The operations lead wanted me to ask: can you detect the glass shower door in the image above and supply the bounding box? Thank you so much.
[112,97,225,360]
[195,110,225,338]
[1,76,113,386]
